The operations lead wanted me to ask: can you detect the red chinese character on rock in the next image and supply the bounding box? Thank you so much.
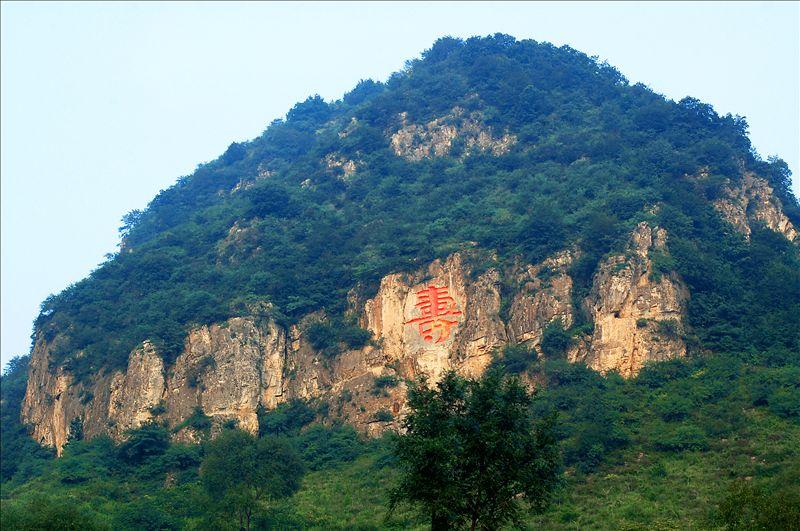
[406,285,462,343]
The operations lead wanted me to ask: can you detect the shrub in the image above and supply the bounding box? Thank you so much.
[172,407,213,435]
[767,388,800,420]
[374,409,394,422]
[749,367,800,417]
[58,458,95,484]
[153,443,202,472]
[565,414,629,472]
[307,318,372,356]
[649,249,677,281]
[653,424,709,452]
[715,481,800,530]
[372,374,399,396]
[119,423,171,464]
[113,498,180,531]
[647,461,668,479]
[294,424,366,470]
[149,400,167,416]
[657,319,680,339]
[339,323,372,349]
[306,321,339,354]
[492,343,537,374]
[0,493,106,531]
[222,418,239,430]
[258,399,315,436]
[653,395,693,421]
[540,320,572,358]
[636,359,693,389]
[67,416,84,443]
[187,355,216,388]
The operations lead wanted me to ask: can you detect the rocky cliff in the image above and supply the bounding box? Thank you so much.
[715,172,798,242]
[22,221,703,454]
[568,223,689,377]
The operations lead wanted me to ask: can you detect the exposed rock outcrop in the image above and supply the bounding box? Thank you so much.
[216,221,262,265]
[569,223,689,377]
[163,317,287,440]
[323,153,359,181]
[715,173,798,241]
[21,337,79,452]
[508,250,575,349]
[362,253,507,383]
[390,108,516,161]
[107,342,165,438]
[22,336,118,454]
[22,320,288,453]
[22,231,692,453]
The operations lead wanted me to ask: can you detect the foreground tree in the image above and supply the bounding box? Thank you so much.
[200,429,305,530]
[390,369,560,530]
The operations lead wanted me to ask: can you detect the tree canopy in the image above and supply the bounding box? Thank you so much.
[200,429,305,530]
[391,369,560,530]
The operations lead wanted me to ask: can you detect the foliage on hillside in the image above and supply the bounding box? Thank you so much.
[3,33,799,530]
[2,347,798,529]
[29,34,798,382]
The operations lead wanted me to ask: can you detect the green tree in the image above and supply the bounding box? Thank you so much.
[200,429,305,530]
[540,319,572,359]
[117,423,170,465]
[391,370,560,530]
[0,492,107,530]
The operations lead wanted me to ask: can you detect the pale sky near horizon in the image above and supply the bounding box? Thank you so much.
[2,1,799,369]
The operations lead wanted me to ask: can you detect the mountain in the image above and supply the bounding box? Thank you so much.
[2,34,800,529]
[2,35,799,527]
[6,34,800,529]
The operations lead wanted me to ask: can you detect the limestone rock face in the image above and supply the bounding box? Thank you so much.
[508,250,575,349]
[107,342,165,438]
[22,236,692,453]
[362,253,507,383]
[715,173,798,241]
[22,318,289,452]
[323,153,358,181]
[569,223,689,377]
[164,317,287,439]
[390,108,516,161]
[21,336,119,455]
[21,337,76,453]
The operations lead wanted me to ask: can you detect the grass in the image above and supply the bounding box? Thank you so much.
[289,453,425,530]
[527,409,800,530]
[284,408,799,530]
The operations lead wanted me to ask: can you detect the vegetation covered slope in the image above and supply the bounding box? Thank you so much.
[30,34,799,384]
[2,349,799,529]
[2,34,799,529]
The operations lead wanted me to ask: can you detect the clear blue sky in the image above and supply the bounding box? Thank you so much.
[2,1,798,368]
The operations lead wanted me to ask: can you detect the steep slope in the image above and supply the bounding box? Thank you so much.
[19,34,800,453]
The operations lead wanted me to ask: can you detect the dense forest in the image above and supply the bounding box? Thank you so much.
[2,34,799,529]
